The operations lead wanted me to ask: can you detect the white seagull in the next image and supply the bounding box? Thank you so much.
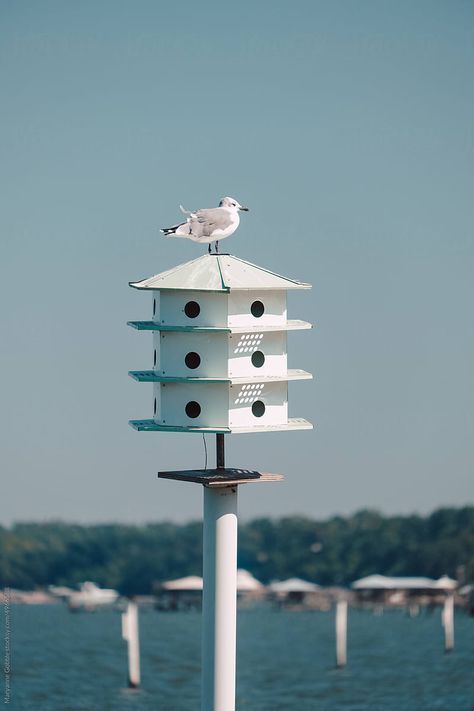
[161,196,249,253]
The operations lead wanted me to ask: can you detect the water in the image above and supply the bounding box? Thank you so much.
[7,605,474,710]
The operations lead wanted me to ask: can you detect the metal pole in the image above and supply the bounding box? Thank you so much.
[201,435,238,711]
[335,600,348,668]
[121,600,140,688]
[216,433,225,469]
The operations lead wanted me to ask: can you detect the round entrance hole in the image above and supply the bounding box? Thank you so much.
[185,352,201,370]
[252,400,265,418]
[251,351,265,368]
[185,401,201,418]
[184,301,200,318]
[251,300,265,318]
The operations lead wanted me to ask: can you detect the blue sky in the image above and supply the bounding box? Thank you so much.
[1,0,473,524]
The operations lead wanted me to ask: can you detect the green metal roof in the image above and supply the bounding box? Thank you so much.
[129,254,311,292]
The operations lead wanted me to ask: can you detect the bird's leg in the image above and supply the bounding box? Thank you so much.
[215,241,219,254]
[208,243,211,254]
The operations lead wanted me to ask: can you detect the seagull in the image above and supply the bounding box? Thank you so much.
[161,196,249,253]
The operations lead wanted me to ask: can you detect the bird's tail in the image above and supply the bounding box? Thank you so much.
[161,226,177,236]
[160,222,189,237]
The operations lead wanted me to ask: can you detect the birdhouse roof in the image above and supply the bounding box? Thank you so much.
[129,254,311,292]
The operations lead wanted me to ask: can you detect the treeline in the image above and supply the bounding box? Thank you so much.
[1,507,473,595]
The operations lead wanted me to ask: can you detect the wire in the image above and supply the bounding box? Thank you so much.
[202,433,208,470]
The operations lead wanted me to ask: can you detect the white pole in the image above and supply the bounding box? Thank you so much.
[442,594,454,653]
[122,600,141,688]
[335,600,348,669]
[202,485,238,711]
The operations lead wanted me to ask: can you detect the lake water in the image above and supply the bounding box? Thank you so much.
[7,605,474,710]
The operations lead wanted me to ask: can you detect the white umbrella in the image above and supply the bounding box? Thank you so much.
[433,575,457,590]
[162,575,203,591]
[269,578,320,593]
[236,569,264,592]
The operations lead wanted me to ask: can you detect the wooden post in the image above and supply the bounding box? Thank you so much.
[442,594,454,653]
[201,434,238,711]
[122,600,141,688]
[335,599,348,668]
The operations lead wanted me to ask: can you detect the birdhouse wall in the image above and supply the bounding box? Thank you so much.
[159,291,228,328]
[157,333,228,378]
[153,382,289,428]
[228,332,287,377]
[229,381,288,427]
[227,290,286,328]
[152,385,161,421]
[152,291,161,322]
[153,331,287,379]
[158,289,287,329]
[157,382,229,428]
[152,333,161,371]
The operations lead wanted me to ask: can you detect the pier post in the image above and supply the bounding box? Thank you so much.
[122,599,141,688]
[442,594,454,653]
[201,434,238,711]
[335,599,348,669]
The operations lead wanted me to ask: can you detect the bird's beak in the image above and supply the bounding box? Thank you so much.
[239,206,249,211]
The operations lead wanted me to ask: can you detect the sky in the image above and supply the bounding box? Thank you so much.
[1,0,473,526]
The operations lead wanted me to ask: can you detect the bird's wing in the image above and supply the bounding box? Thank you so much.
[179,205,193,216]
[193,208,232,234]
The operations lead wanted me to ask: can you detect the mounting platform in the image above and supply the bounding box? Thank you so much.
[158,468,284,487]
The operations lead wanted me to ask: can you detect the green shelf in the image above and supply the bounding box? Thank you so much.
[129,418,312,434]
[127,320,312,334]
[128,369,312,384]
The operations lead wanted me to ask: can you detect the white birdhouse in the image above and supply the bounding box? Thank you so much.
[128,254,312,434]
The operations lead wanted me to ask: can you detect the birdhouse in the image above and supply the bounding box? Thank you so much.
[128,254,312,434]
